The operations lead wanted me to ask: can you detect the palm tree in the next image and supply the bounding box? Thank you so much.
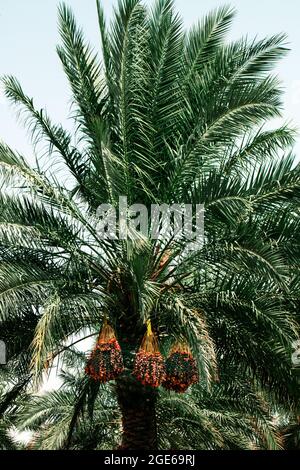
[0,0,299,449]
[12,350,282,450]
[0,421,16,450]
[280,418,300,449]
[14,351,121,450]
[0,369,23,450]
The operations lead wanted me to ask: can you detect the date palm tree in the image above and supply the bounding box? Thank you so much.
[0,0,299,449]
[0,369,22,450]
[12,350,282,450]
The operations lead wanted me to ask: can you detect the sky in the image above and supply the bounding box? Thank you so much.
[0,0,300,161]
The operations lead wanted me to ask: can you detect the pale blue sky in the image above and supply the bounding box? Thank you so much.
[1,0,300,161]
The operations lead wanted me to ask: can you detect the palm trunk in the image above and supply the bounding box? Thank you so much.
[116,374,158,450]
